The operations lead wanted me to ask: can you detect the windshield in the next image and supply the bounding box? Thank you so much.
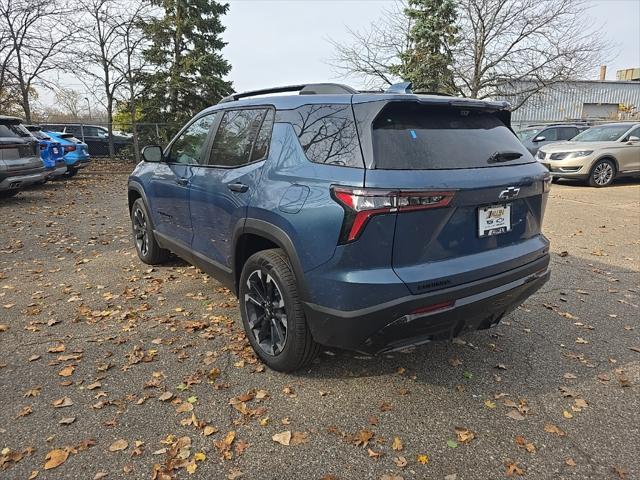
[372,104,531,170]
[31,130,51,140]
[516,128,542,141]
[572,125,631,142]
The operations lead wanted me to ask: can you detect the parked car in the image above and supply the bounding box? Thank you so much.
[128,82,552,372]
[0,116,46,198]
[537,122,640,187]
[517,124,589,155]
[41,124,131,156]
[45,131,91,177]
[25,125,67,180]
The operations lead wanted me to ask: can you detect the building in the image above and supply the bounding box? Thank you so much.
[495,70,640,128]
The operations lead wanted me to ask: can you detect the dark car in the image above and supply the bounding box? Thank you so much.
[40,124,131,156]
[0,116,46,198]
[517,124,589,156]
[128,82,551,372]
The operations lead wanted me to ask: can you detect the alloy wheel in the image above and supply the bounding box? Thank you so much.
[132,207,149,257]
[593,162,613,186]
[244,270,288,356]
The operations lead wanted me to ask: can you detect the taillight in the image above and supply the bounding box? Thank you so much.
[64,145,76,152]
[331,186,455,243]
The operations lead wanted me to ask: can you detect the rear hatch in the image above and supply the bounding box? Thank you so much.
[353,99,550,294]
[0,121,40,170]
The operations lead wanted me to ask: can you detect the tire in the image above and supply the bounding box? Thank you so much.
[130,198,169,265]
[239,248,320,372]
[66,167,78,178]
[588,159,616,187]
[0,190,19,199]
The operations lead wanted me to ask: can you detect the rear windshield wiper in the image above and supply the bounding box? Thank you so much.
[487,151,523,163]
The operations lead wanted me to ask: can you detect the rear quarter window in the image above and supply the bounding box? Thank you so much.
[276,104,364,168]
[372,104,531,170]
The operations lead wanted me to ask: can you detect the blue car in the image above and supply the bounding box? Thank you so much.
[45,131,90,176]
[25,125,67,180]
[128,82,551,372]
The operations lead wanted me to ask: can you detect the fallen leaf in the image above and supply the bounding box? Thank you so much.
[566,458,577,467]
[392,436,403,451]
[506,410,525,421]
[367,447,381,459]
[108,439,128,452]
[58,366,75,377]
[290,431,309,446]
[455,427,475,444]
[52,397,73,408]
[272,431,291,446]
[393,456,407,467]
[563,410,573,419]
[484,400,497,409]
[44,449,68,470]
[505,461,524,476]
[59,417,76,425]
[544,423,565,436]
[158,391,173,402]
[447,440,458,449]
[416,454,429,465]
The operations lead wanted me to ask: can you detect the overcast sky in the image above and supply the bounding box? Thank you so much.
[221,0,640,92]
[39,0,640,109]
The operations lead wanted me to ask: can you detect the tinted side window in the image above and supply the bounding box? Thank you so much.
[558,127,578,140]
[168,113,217,165]
[250,109,274,162]
[276,104,364,168]
[66,126,82,136]
[209,109,265,167]
[541,128,558,141]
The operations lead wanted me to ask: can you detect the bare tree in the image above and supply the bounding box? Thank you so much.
[329,0,610,108]
[54,87,85,118]
[74,0,127,157]
[112,1,152,162]
[0,0,69,121]
[328,1,411,89]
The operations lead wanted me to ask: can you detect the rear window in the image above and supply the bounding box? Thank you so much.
[372,105,531,170]
[0,122,32,139]
[31,130,51,140]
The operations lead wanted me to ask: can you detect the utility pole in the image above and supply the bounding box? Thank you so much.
[84,97,92,120]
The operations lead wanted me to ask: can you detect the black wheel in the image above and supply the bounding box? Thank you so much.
[66,167,78,178]
[588,159,615,187]
[0,190,19,199]
[239,249,319,372]
[131,198,169,264]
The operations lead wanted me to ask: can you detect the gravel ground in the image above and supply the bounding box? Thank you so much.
[1,164,639,480]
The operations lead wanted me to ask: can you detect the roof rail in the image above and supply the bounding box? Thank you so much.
[218,83,357,104]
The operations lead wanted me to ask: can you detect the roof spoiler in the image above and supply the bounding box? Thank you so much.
[218,83,358,104]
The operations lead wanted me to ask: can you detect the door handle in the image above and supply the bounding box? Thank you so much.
[175,177,189,186]
[228,182,249,193]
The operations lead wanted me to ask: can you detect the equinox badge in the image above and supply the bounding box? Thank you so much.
[499,187,520,200]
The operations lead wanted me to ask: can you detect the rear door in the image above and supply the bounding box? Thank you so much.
[146,113,217,246]
[355,101,549,294]
[618,126,640,172]
[189,108,274,268]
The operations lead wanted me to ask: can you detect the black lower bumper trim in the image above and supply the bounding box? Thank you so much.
[304,255,550,354]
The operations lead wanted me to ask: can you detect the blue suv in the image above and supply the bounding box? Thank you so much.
[128,82,551,372]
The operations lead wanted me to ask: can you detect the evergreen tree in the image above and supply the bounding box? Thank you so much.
[395,0,458,93]
[141,0,232,127]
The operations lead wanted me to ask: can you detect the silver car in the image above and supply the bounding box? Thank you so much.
[537,122,640,187]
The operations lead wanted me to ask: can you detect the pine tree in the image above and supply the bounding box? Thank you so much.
[395,0,458,93]
[140,0,232,127]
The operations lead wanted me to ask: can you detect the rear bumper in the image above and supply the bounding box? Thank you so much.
[304,254,550,354]
[0,170,47,191]
[46,163,67,178]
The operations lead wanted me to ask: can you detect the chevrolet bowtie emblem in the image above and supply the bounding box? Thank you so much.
[498,187,520,200]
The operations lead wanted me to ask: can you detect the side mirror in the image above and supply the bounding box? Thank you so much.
[141,145,163,162]
[628,135,640,143]
[533,136,546,142]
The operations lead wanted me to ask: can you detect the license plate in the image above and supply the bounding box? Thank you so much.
[53,148,59,154]
[478,204,511,237]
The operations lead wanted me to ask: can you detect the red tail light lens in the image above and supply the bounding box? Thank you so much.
[331,186,455,243]
[64,145,76,152]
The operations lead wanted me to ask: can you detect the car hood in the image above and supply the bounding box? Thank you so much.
[539,141,619,153]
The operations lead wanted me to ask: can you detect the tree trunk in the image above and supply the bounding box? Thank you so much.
[20,84,31,123]
[169,1,183,117]
[129,83,141,163]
